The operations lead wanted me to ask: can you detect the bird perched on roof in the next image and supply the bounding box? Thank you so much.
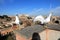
[34,12,53,24]
[15,14,20,25]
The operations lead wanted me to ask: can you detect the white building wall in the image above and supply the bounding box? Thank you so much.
[39,29,60,40]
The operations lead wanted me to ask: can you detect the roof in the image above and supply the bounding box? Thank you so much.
[47,24,60,31]
[16,25,45,38]
[16,24,60,38]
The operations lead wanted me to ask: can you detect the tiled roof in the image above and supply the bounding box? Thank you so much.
[17,24,60,38]
[47,24,60,31]
[19,25,45,38]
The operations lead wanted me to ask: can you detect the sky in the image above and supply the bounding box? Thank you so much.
[0,0,60,16]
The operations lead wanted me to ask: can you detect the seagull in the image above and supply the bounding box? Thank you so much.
[7,14,20,26]
[14,15,20,25]
[34,12,52,24]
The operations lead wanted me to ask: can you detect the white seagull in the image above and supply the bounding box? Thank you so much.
[34,13,52,24]
[14,15,20,24]
[7,14,20,25]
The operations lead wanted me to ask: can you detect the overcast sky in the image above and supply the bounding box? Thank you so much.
[0,0,60,16]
